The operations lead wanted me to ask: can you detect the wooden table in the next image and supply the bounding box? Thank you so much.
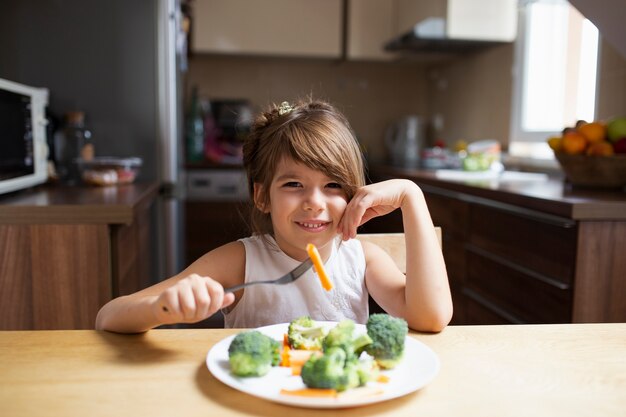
[1,324,624,416]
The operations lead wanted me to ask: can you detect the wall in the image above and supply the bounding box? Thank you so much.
[596,41,626,120]
[426,45,514,146]
[0,0,159,181]
[185,55,429,163]
[426,38,626,148]
[186,36,625,159]
[570,0,626,59]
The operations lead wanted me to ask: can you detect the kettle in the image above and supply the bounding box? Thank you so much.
[385,115,423,168]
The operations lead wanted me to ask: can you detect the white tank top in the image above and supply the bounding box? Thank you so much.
[223,235,369,328]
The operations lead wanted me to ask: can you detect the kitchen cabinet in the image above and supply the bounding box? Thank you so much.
[0,183,159,330]
[393,0,446,36]
[369,166,626,325]
[183,167,251,266]
[192,0,343,58]
[184,201,250,266]
[394,0,517,42]
[346,0,395,61]
[426,188,577,325]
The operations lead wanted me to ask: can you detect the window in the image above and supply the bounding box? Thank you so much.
[509,0,599,158]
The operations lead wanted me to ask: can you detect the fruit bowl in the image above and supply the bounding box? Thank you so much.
[555,153,626,188]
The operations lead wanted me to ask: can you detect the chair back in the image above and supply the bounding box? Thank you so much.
[356,228,441,274]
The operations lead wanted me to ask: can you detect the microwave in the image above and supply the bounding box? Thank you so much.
[0,78,49,195]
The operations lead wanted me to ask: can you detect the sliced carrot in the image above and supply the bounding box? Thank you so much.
[280,344,291,367]
[283,333,290,348]
[306,243,333,291]
[289,350,321,376]
[376,374,390,383]
[280,388,337,398]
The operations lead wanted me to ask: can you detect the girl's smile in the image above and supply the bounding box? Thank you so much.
[295,220,331,232]
[261,157,348,261]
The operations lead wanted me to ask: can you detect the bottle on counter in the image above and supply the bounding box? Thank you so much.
[186,87,204,163]
[54,111,93,184]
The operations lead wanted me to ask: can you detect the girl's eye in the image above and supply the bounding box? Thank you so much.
[282,181,302,188]
[326,182,343,189]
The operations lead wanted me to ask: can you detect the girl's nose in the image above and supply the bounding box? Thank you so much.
[303,187,325,211]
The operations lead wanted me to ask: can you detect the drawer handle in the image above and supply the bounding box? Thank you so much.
[466,244,571,290]
[462,288,525,324]
[419,184,576,228]
[192,178,211,187]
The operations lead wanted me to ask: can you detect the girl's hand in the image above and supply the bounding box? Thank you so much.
[151,274,235,325]
[338,179,419,240]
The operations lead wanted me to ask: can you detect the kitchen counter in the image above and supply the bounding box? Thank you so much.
[0,182,160,330]
[1,324,624,416]
[0,182,159,225]
[372,165,626,220]
[369,165,626,324]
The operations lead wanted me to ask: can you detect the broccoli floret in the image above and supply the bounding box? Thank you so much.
[300,347,360,392]
[322,319,372,358]
[365,314,408,369]
[228,331,280,377]
[287,316,327,350]
[353,354,380,386]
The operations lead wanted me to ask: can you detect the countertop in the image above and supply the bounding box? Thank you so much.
[372,165,626,220]
[0,182,160,225]
[1,324,624,417]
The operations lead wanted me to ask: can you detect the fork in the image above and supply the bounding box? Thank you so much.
[224,258,313,293]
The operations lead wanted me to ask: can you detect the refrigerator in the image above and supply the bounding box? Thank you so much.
[0,0,188,280]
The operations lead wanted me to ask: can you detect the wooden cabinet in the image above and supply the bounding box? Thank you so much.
[394,0,517,41]
[0,183,158,330]
[423,185,582,325]
[192,0,343,58]
[369,166,626,325]
[346,0,395,61]
[184,200,250,266]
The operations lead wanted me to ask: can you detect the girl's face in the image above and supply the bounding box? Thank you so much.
[257,157,348,261]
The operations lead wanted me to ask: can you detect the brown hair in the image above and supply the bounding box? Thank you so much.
[243,98,365,236]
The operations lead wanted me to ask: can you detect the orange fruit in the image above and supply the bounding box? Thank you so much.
[577,122,607,143]
[562,132,588,154]
[547,136,562,152]
[586,141,614,156]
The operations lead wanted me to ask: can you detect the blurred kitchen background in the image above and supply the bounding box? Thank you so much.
[1,0,625,328]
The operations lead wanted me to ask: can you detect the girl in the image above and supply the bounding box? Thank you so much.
[96,99,452,333]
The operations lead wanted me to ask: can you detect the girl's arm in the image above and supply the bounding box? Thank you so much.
[338,179,453,332]
[95,241,245,333]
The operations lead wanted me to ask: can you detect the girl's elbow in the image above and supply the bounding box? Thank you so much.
[95,307,108,331]
[428,314,451,333]
[95,300,120,331]
[433,304,454,332]
[412,305,453,333]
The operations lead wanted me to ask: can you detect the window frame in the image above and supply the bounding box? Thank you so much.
[508,0,601,158]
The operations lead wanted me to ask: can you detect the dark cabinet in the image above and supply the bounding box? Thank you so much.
[423,185,578,325]
[184,201,251,266]
[368,167,626,324]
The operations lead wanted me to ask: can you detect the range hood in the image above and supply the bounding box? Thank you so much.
[385,0,518,54]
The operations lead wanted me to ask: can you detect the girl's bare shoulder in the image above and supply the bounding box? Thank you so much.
[185,240,246,286]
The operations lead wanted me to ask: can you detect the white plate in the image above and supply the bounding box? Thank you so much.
[206,322,440,408]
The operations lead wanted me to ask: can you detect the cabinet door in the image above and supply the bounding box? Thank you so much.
[394,0,446,36]
[0,224,111,330]
[185,201,251,266]
[346,0,395,61]
[193,0,343,58]
[423,190,469,323]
